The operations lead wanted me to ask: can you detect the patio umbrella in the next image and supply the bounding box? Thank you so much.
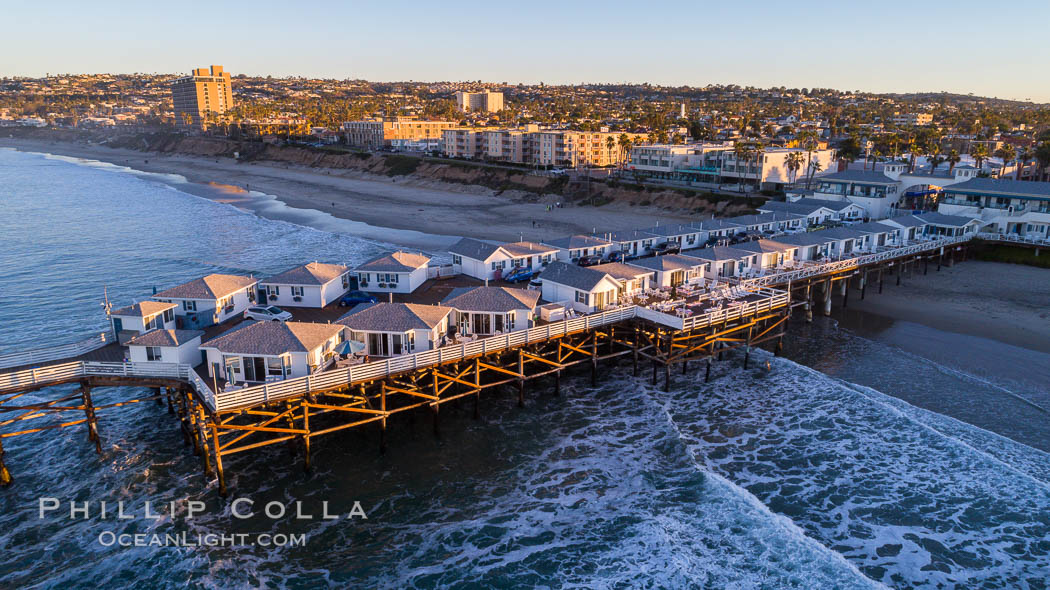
[335,340,366,356]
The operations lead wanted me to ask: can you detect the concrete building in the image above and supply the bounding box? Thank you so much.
[627,143,835,190]
[342,117,455,150]
[442,126,644,168]
[455,90,504,113]
[938,177,1050,239]
[170,65,233,130]
[890,112,933,126]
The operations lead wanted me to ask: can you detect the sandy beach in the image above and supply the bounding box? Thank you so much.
[0,138,695,248]
[840,260,1050,354]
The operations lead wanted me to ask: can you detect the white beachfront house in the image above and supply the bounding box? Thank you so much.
[200,320,345,385]
[938,177,1050,239]
[757,200,839,227]
[639,224,705,251]
[879,215,928,244]
[109,301,177,344]
[337,302,452,357]
[771,232,836,261]
[850,221,901,248]
[449,238,557,281]
[686,246,755,278]
[809,227,873,256]
[590,262,652,296]
[152,274,258,330]
[784,197,868,222]
[601,229,660,257]
[354,251,430,295]
[626,254,710,288]
[914,212,982,237]
[722,212,807,235]
[441,286,540,336]
[538,261,622,313]
[730,239,798,270]
[810,170,901,219]
[125,329,204,366]
[260,262,352,308]
[541,234,614,262]
[689,218,746,244]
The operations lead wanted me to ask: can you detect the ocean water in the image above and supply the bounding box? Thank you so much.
[1,148,1048,589]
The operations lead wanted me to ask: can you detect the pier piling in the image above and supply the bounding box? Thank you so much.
[0,440,11,487]
[705,359,712,383]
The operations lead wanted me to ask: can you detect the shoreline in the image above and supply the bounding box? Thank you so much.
[833,260,1050,354]
[0,137,696,248]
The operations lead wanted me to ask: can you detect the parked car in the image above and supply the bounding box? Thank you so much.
[701,237,723,248]
[604,250,627,263]
[577,254,603,267]
[504,266,536,283]
[528,276,543,290]
[339,290,379,306]
[651,242,681,255]
[244,306,293,322]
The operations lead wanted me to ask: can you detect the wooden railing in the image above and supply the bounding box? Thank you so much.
[976,232,1050,247]
[0,333,109,370]
[739,235,973,288]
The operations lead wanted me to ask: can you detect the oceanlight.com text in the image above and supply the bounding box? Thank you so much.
[97,531,307,548]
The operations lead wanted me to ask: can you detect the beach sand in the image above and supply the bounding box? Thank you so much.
[838,260,1050,354]
[0,138,695,246]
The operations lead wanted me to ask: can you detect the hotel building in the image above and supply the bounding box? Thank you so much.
[342,117,456,150]
[170,65,233,130]
[455,90,504,113]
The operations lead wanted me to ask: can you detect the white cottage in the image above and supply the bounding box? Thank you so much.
[152,274,258,330]
[541,235,614,262]
[441,286,540,336]
[590,262,652,296]
[200,320,345,385]
[539,261,622,313]
[686,246,755,278]
[354,251,430,294]
[730,239,798,270]
[260,262,352,308]
[109,301,177,344]
[449,238,557,281]
[337,302,452,357]
[125,329,204,366]
[627,254,710,288]
[879,215,927,244]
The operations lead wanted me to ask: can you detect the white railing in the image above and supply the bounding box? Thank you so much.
[976,232,1050,247]
[0,361,183,394]
[739,235,972,288]
[0,333,109,370]
[427,264,457,279]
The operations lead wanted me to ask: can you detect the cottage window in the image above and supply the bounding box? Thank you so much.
[266,357,285,377]
[266,285,280,296]
[163,309,174,322]
[291,286,304,297]
[341,274,350,289]
[145,346,161,361]
[182,300,197,312]
[218,296,232,310]
[452,255,462,265]
[575,291,589,304]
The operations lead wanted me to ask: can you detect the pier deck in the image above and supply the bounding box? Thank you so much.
[0,232,981,493]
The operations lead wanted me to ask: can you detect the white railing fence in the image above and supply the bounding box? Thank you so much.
[0,333,109,370]
[976,232,1050,247]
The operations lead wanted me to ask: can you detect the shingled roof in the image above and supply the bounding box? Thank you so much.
[538,261,613,291]
[441,286,540,313]
[337,303,452,332]
[110,301,177,318]
[153,274,257,300]
[126,329,204,347]
[263,262,350,285]
[201,321,344,355]
[354,251,430,273]
[627,254,706,271]
[541,234,614,250]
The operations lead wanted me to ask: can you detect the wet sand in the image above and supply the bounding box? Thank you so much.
[836,260,1050,354]
[0,138,695,246]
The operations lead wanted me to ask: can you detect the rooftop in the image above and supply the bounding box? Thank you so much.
[441,286,540,312]
[538,260,612,291]
[541,234,613,249]
[110,300,177,318]
[945,177,1050,198]
[354,251,430,273]
[263,262,350,285]
[337,302,452,332]
[126,329,204,347]
[201,321,344,355]
[627,254,707,272]
[153,274,258,300]
[818,170,897,185]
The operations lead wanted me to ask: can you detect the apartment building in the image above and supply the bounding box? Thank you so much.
[342,117,455,150]
[455,90,504,113]
[627,143,834,190]
[170,65,233,130]
[890,112,933,126]
[442,126,643,167]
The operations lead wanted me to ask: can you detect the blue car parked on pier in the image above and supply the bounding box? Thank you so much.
[504,267,536,283]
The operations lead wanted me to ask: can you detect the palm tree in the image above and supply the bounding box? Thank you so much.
[733,142,753,193]
[970,143,990,171]
[994,144,1016,178]
[785,151,804,185]
[617,135,633,168]
[946,149,961,174]
[806,159,823,189]
[927,143,943,174]
[1035,142,1050,182]
[1015,146,1029,180]
[605,135,616,162]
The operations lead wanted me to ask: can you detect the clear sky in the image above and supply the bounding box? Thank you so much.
[3,0,1049,102]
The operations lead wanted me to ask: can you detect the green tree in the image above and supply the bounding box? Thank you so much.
[994,144,1016,178]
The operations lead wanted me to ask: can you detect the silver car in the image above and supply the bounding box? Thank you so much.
[244,305,293,322]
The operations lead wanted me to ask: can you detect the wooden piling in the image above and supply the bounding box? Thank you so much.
[0,439,11,487]
[743,325,753,369]
[80,385,101,455]
[704,359,712,383]
[210,423,227,497]
[302,394,312,473]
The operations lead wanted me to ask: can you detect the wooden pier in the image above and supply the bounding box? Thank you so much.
[0,233,979,494]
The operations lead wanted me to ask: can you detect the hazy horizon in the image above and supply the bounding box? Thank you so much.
[3,0,1048,103]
